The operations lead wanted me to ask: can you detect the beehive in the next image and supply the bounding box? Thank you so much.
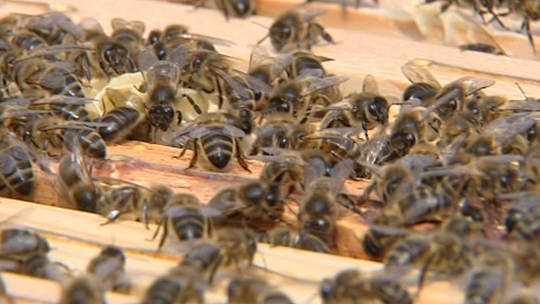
[0,0,539,303]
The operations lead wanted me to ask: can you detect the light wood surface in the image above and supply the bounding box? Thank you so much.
[0,198,462,304]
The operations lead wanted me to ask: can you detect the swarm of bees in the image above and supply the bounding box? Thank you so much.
[0,4,538,304]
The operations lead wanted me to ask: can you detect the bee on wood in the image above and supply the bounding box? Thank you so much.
[87,245,131,293]
[258,8,335,52]
[258,227,330,253]
[227,275,294,304]
[58,276,106,304]
[141,265,205,304]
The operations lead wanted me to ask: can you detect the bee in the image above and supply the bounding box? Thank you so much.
[383,217,482,293]
[179,227,257,284]
[150,192,213,252]
[462,251,515,304]
[92,36,137,77]
[0,128,35,197]
[57,143,102,213]
[384,106,443,162]
[258,8,335,52]
[502,192,540,242]
[141,265,205,304]
[438,111,480,148]
[24,12,84,46]
[175,111,251,172]
[58,276,106,304]
[248,46,291,89]
[208,180,285,229]
[227,275,294,304]
[320,74,389,139]
[87,245,131,293]
[299,160,357,246]
[320,269,413,304]
[19,253,72,282]
[110,18,145,56]
[360,154,440,204]
[96,179,172,227]
[401,63,495,121]
[138,47,203,137]
[213,0,256,19]
[303,128,363,166]
[0,228,50,262]
[258,227,330,253]
[266,73,348,120]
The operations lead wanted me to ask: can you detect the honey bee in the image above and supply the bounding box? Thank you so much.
[0,128,35,197]
[266,73,348,120]
[438,111,480,148]
[258,8,335,52]
[110,18,145,56]
[19,253,72,282]
[0,228,50,262]
[150,192,214,252]
[96,179,171,227]
[402,63,495,120]
[213,0,256,19]
[299,160,357,246]
[141,265,205,304]
[57,143,103,212]
[320,74,389,139]
[58,276,106,304]
[179,227,257,284]
[92,36,137,77]
[208,180,285,229]
[502,192,540,242]
[24,12,84,46]
[383,106,443,162]
[258,227,330,253]
[138,47,203,137]
[248,46,291,89]
[320,269,413,304]
[87,245,131,293]
[175,111,251,172]
[227,275,294,304]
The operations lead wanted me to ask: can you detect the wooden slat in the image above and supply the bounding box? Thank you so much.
[0,198,462,304]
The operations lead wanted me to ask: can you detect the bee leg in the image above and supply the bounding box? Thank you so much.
[187,139,199,170]
[216,75,225,109]
[336,193,364,216]
[416,253,437,298]
[312,23,335,44]
[176,110,182,126]
[184,94,203,114]
[235,140,252,173]
[208,255,224,285]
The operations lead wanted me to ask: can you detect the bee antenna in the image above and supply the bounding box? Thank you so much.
[515,82,530,100]
[252,21,269,30]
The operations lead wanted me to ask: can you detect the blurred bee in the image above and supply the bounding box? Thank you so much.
[96,179,172,227]
[150,192,214,252]
[110,18,145,56]
[401,62,495,121]
[360,154,440,204]
[19,253,72,282]
[0,228,51,262]
[266,72,348,121]
[299,160,357,246]
[258,8,335,52]
[175,111,251,172]
[212,0,256,19]
[320,74,389,139]
[58,276,106,304]
[248,46,291,90]
[383,106,443,162]
[258,227,330,253]
[57,143,103,213]
[179,227,257,284]
[462,250,515,304]
[320,269,412,304]
[141,265,205,304]
[227,275,294,304]
[208,180,285,229]
[87,245,131,293]
[0,128,35,197]
[503,194,540,242]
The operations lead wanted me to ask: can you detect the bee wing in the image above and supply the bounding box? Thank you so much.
[168,44,188,68]
[249,46,270,71]
[304,75,349,96]
[476,154,525,165]
[260,147,295,156]
[235,70,274,95]
[297,68,324,82]
[453,77,495,96]
[295,7,328,22]
[401,63,441,88]
[330,159,354,181]
[421,165,486,178]
[212,68,251,100]
[32,96,97,106]
[148,61,180,85]
[454,11,506,56]
[248,154,306,166]
[112,18,145,35]
[137,47,160,72]
[0,152,17,176]
[311,99,352,114]
[180,33,236,47]
[304,158,327,184]
[29,12,85,41]
[367,224,412,236]
[360,127,389,165]
[362,74,379,94]
[79,17,106,36]
[38,69,69,89]
[501,101,540,111]
[483,113,537,141]
[111,18,129,31]
[357,161,383,177]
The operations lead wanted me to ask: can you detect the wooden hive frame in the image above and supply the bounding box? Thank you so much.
[0,0,539,303]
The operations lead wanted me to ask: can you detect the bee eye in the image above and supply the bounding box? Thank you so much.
[278,137,288,148]
[279,101,290,112]
[368,103,378,116]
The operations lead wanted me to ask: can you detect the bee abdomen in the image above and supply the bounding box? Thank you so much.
[67,129,106,159]
[172,211,205,241]
[99,107,141,143]
[143,277,182,304]
[202,134,234,169]
[0,147,34,196]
